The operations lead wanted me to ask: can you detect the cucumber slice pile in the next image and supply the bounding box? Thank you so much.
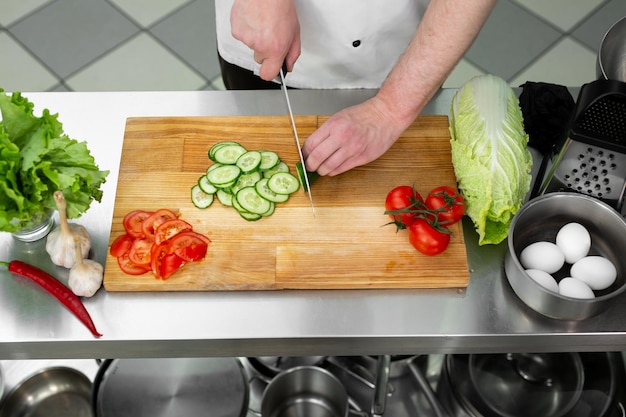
[191,141,300,220]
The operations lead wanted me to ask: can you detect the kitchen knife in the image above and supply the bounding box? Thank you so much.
[279,64,316,216]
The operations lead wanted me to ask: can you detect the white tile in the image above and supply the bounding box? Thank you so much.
[513,0,604,31]
[108,0,193,27]
[0,33,58,91]
[442,59,487,89]
[210,75,226,91]
[510,37,597,88]
[0,0,52,26]
[66,33,206,91]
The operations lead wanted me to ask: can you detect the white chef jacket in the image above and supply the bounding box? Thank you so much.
[215,0,430,89]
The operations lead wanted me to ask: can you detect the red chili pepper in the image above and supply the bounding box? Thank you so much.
[1,260,102,337]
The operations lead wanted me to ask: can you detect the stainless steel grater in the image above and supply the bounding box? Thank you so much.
[540,79,626,214]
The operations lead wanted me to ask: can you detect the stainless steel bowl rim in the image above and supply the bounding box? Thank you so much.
[598,16,626,80]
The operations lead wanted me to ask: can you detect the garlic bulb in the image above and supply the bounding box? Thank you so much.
[45,191,91,268]
[69,237,103,297]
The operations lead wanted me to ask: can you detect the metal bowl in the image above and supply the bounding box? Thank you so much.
[0,367,92,417]
[597,16,626,82]
[262,366,349,417]
[504,192,626,320]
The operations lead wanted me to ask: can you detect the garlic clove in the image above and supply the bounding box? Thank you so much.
[45,191,92,268]
[68,236,103,297]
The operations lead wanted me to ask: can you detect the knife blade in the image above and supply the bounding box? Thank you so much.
[279,64,316,216]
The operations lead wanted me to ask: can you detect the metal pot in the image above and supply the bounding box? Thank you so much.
[247,356,326,378]
[328,355,450,417]
[437,352,621,417]
[505,193,626,320]
[598,17,626,82]
[92,358,249,417]
[261,366,349,417]
[0,366,91,417]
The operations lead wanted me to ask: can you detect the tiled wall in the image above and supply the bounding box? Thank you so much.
[1,0,625,92]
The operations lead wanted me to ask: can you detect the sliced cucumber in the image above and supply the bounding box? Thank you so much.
[230,171,262,195]
[209,141,241,161]
[207,162,223,173]
[268,172,300,195]
[235,186,272,215]
[238,211,262,221]
[236,150,262,174]
[262,161,290,178]
[206,164,241,185]
[213,143,247,164]
[261,201,276,217]
[191,184,214,209]
[216,189,233,207]
[193,141,299,220]
[259,151,280,170]
[198,175,218,194]
[255,178,289,203]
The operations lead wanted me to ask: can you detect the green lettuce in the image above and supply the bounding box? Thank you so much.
[0,89,109,233]
[449,75,532,245]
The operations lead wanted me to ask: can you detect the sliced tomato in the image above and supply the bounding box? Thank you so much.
[159,253,186,280]
[117,253,151,275]
[155,219,193,245]
[128,238,153,266]
[123,210,153,238]
[150,242,168,279]
[142,209,178,241]
[168,231,210,262]
[110,233,133,257]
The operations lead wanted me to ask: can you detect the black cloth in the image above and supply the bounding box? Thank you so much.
[218,53,281,90]
[518,81,576,155]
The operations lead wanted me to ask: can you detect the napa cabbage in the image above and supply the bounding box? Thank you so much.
[449,75,532,245]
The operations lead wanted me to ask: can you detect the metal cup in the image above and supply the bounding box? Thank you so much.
[261,366,349,417]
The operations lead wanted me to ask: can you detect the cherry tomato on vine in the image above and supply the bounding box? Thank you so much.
[408,218,451,256]
[385,185,423,228]
[425,186,465,226]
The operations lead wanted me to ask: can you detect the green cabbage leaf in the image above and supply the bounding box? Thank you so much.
[0,89,109,233]
[449,75,532,245]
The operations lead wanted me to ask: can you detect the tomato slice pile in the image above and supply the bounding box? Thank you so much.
[110,209,211,279]
[384,185,465,256]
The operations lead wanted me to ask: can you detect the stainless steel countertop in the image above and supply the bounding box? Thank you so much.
[2,88,625,360]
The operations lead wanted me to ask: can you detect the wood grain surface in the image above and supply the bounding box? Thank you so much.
[103,115,470,291]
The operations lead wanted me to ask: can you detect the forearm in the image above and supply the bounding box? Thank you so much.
[377,0,496,127]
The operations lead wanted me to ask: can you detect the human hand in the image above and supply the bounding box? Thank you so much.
[230,0,301,80]
[302,97,409,176]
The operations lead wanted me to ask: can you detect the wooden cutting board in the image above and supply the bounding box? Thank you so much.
[103,115,470,291]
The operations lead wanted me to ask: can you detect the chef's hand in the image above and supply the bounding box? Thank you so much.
[230,0,301,80]
[302,97,409,176]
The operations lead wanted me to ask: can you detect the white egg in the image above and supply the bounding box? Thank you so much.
[519,241,565,274]
[558,277,595,299]
[525,269,559,293]
[570,256,617,291]
[556,222,591,264]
